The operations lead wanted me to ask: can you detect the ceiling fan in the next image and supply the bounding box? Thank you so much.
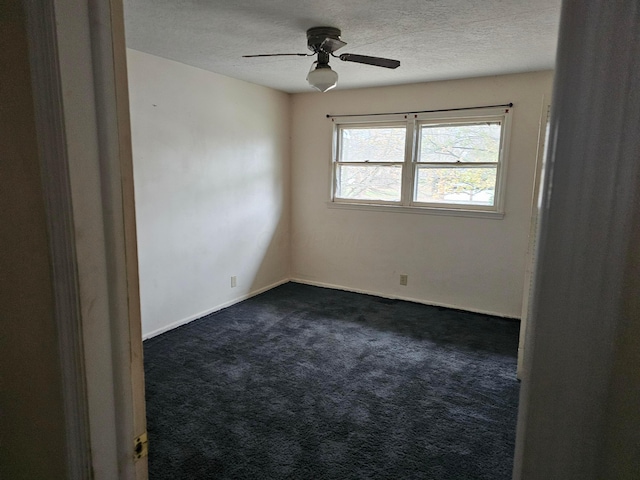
[243,27,401,92]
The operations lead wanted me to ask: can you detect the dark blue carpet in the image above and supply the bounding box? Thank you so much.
[144,282,520,479]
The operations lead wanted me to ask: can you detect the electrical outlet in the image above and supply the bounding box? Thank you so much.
[231,276,237,288]
[400,274,408,286]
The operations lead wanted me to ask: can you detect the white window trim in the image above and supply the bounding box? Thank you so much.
[329,106,512,218]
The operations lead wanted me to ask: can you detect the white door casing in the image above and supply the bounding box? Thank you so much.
[26,0,640,478]
[24,0,147,478]
[517,99,551,381]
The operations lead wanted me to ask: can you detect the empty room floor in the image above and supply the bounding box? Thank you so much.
[143,282,520,479]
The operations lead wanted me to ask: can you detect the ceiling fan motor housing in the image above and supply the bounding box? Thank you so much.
[306,27,346,54]
[243,26,400,92]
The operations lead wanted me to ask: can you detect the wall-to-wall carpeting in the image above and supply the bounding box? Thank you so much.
[144,282,520,479]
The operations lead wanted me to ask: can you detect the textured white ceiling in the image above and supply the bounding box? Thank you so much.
[123,0,561,93]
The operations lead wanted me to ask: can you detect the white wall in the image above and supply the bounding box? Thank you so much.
[129,63,551,335]
[127,49,290,338]
[290,71,554,317]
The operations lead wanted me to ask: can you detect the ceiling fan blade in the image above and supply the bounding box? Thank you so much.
[242,53,311,58]
[338,53,400,69]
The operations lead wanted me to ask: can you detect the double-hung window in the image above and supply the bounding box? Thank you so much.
[331,106,511,216]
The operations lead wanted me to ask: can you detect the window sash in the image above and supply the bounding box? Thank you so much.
[412,164,498,208]
[336,122,408,164]
[332,108,510,213]
[333,163,403,204]
[413,162,498,167]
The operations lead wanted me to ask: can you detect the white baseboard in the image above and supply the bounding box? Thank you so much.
[142,278,290,340]
[144,276,519,340]
[290,277,520,320]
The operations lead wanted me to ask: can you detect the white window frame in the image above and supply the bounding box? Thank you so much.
[329,106,512,218]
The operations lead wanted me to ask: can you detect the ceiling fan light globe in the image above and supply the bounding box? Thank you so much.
[307,66,338,92]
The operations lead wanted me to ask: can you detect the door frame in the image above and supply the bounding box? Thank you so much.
[513,1,640,477]
[516,97,550,381]
[26,0,640,478]
[24,0,146,478]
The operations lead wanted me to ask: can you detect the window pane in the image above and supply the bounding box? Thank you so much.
[336,165,402,202]
[415,166,497,206]
[418,123,501,163]
[340,126,406,163]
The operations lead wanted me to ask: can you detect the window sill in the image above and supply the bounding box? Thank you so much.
[326,201,505,219]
